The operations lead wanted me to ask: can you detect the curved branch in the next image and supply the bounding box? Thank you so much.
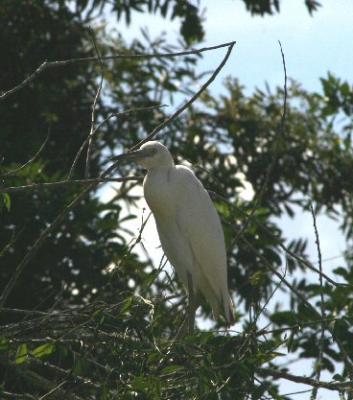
[0,41,235,102]
[0,176,141,194]
[257,367,352,392]
[131,41,236,149]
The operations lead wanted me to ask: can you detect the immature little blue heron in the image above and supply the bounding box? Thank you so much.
[118,141,234,332]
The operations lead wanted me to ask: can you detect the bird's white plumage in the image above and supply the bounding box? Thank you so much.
[128,141,233,323]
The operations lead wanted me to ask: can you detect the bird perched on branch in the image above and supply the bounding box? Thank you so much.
[118,141,234,332]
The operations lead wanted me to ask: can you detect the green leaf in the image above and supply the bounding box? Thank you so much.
[270,311,297,326]
[161,365,185,374]
[333,373,344,381]
[250,271,267,286]
[121,297,133,314]
[0,193,11,212]
[73,358,87,376]
[287,330,298,353]
[333,267,348,279]
[31,343,55,359]
[132,376,147,392]
[15,343,28,365]
[0,337,9,352]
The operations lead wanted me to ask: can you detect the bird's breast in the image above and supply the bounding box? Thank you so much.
[143,168,176,217]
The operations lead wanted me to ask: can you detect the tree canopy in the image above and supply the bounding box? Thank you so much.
[1,1,353,399]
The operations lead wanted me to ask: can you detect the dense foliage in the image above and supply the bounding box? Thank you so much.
[1,1,353,399]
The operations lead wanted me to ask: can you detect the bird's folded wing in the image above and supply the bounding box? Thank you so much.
[173,166,229,301]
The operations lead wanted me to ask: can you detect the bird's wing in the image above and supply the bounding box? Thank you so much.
[173,166,229,304]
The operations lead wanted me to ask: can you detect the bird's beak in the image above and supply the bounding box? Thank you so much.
[110,147,156,164]
[110,149,146,163]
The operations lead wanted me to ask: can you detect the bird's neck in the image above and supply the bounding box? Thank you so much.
[147,162,174,172]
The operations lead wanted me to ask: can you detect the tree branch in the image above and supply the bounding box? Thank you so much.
[310,203,326,400]
[67,105,165,179]
[1,130,50,177]
[0,41,235,102]
[130,41,236,149]
[231,40,287,248]
[0,177,141,194]
[84,28,104,179]
[257,367,353,392]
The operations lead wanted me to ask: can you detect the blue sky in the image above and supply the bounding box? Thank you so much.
[116,0,353,94]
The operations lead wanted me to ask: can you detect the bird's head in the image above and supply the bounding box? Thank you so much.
[114,141,174,170]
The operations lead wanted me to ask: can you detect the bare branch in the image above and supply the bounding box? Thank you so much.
[0,41,235,102]
[0,176,141,194]
[130,41,236,149]
[0,229,23,259]
[0,61,48,102]
[1,130,50,177]
[255,316,341,337]
[278,40,288,135]
[257,367,352,392]
[38,380,69,400]
[310,203,326,400]
[112,211,152,271]
[85,28,104,179]
[2,391,36,399]
[231,40,287,247]
[67,105,165,179]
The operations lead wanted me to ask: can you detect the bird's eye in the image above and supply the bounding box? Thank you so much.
[146,148,158,157]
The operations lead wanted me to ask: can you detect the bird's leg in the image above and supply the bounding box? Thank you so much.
[171,273,197,342]
[172,314,188,341]
[187,272,196,334]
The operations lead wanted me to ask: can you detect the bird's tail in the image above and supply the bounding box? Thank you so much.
[222,293,235,326]
[211,292,235,326]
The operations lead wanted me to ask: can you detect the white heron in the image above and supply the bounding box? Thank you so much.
[118,141,234,332]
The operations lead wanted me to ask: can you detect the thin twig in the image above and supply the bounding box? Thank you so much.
[113,211,152,271]
[0,61,48,102]
[231,40,287,247]
[30,357,100,390]
[38,379,68,400]
[0,229,23,259]
[2,391,36,400]
[85,29,104,179]
[278,40,287,133]
[255,316,341,337]
[67,105,165,179]
[0,176,141,194]
[0,41,235,102]
[1,130,50,177]
[130,41,236,149]
[310,203,326,400]
[254,259,288,325]
[257,367,353,392]
[262,389,313,400]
